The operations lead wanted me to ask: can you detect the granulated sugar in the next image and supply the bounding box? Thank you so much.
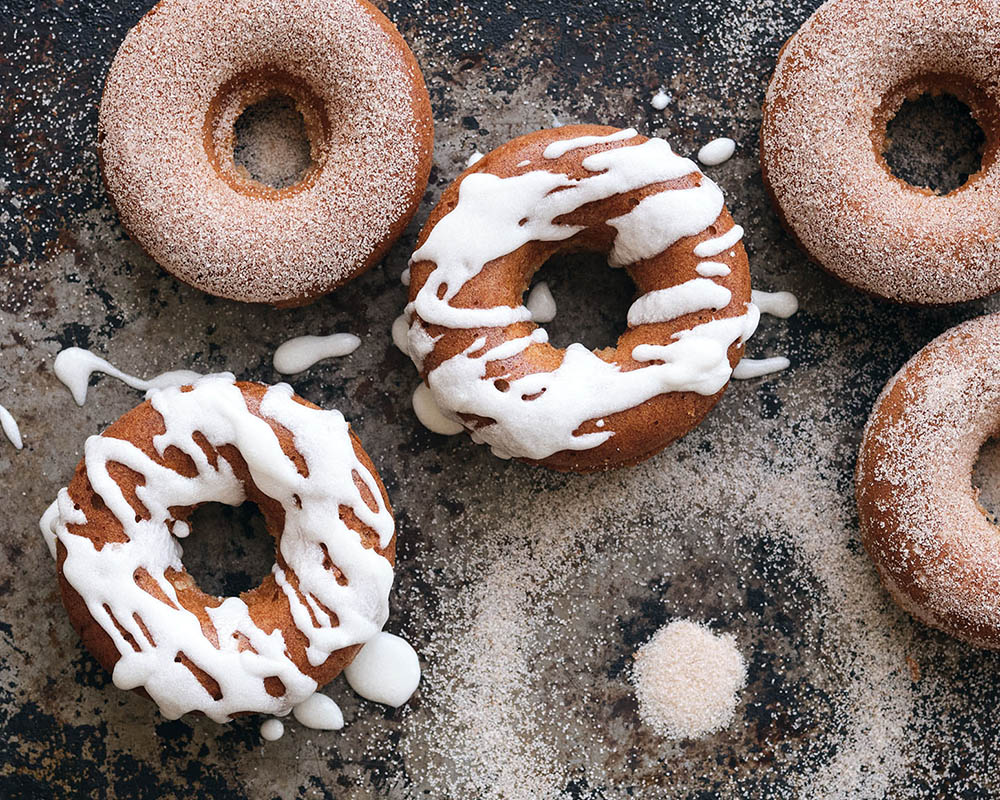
[631,619,746,739]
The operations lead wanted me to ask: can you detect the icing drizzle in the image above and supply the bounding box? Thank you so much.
[54,347,200,406]
[273,333,361,374]
[0,403,22,450]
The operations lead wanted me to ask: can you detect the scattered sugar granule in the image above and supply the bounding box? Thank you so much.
[631,619,747,739]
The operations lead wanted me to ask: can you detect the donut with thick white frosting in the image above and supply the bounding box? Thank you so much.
[401,125,757,472]
[762,0,1000,304]
[41,376,396,721]
[98,0,433,306]
[857,313,1000,648]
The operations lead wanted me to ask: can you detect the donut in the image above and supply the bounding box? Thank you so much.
[40,375,397,720]
[98,0,433,306]
[856,313,1000,649]
[400,125,757,472]
[761,0,1000,305]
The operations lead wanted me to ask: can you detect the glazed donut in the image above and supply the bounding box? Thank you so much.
[761,0,1000,304]
[401,125,756,472]
[40,376,396,721]
[98,0,433,306]
[856,313,1000,649]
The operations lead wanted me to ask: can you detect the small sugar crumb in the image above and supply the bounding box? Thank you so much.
[631,619,747,739]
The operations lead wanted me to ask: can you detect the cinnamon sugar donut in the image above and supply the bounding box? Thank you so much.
[98,0,433,306]
[41,376,396,720]
[761,0,1000,304]
[400,126,757,472]
[856,313,1000,648]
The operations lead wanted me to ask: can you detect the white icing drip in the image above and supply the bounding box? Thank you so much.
[693,225,744,259]
[412,382,463,435]
[526,282,557,323]
[426,308,759,461]
[53,347,200,406]
[400,267,411,287]
[695,261,732,277]
[732,357,790,380]
[343,631,421,707]
[392,312,412,356]
[651,90,671,110]
[516,159,531,168]
[0,403,22,450]
[273,333,361,374]
[260,719,285,741]
[627,279,731,326]
[410,138,712,330]
[541,127,637,159]
[697,137,736,167]
[292,692,344,730]
[42,375,395,722]
[467,151,484,167]
[751,290,799,319]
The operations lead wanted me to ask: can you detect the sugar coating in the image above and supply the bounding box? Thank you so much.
[98,0,428,304]
[631,619,747,739]
[762,0,1000,304]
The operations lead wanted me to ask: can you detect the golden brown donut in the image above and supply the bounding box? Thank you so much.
[98,0,433,306]
[762,0,1000,305]
[857,313,1000,648]
[42,376,397,720]
[400,125,756,472]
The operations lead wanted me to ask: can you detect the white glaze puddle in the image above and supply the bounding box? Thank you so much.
[260,719,285,741]
[698,137,736,167]
[526,281,557,323]
[273,333,360,374]
[53,347,200,406]
[344,631,422,707]
[292,692,344,730]
[0,403,22,450]
[752,290,799,319]
[412,382,463,435]
[732,357,791,380]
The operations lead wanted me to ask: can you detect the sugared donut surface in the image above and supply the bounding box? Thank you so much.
[762,0,1000,305]
[41,376,396,721]
[401,125,757,473]
[98,0,433,306]
[856,313,1000,649]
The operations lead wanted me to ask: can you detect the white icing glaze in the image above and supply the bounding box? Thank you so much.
[526,282,557,323]
[400,267,411,286]
[651,90,671,110]
[626,278,731,326]
[0,403,22,450]
[273,333,361,375]
[392,313,412,356]
[412,382,463,435]
[343,631,421,707]
[292,691,344,730]
[751,290,799,319]
[53,347,200,406]
[541,127,637,159]
[42,374,395,722]
[467,151,484,166]
[516,159,531,168]
[693,225,744,259]
[732,357,791,379]
[260,718,285,741]
[697,137,736,167]
[695,261,731,277]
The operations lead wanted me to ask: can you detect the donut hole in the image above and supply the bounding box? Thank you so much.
[233,95,314,190]
[972,437,1000,523]
[882,92,985,195]
[527,251,634,350]
[181,501,275,597]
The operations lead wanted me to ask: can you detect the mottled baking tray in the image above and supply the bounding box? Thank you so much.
[2,0,999,797]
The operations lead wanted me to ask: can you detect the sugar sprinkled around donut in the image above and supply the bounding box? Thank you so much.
[343,631,421,707]
[526,281,557,323]
[412,382,463,436]
[42,374,395,722]
[697,137,736,167]
[0,403,22,450]
[260,718,285,741]
[53,347,201,406]
[273,333,361,374]
[651,89,671,110]
[292,692,345,730]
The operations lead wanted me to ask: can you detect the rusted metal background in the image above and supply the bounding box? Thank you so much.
[2,0,999,797]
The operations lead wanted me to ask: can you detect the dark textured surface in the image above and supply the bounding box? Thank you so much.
[3,0,1000,798]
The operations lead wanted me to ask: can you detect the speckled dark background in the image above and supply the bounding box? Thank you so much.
[3,0,1000,798]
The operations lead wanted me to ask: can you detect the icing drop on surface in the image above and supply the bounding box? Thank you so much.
[392,313,412,356]
[695,261,731,277]
[525,281,557,323]
[53,347,200,406]
[651,90,671,110]
[541,127,637,159]
[752,290,799,319]
[516,159,531,168]
[343,631,421,707]
[0,403,23,450]
[697,138,736,167]
[272,333,361,374]
[42,374,395,722]
[400,267,411,286]
[412,382,463,435]
[693,225,743,259]
[260,718,285,741]
[467,151,484,167]
[292,692,344,730]
[732,357,791,380]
